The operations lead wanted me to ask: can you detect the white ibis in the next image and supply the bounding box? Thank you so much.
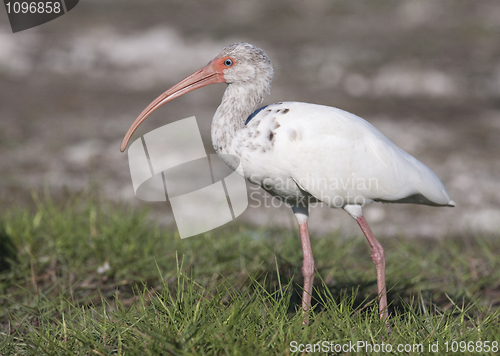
[120,42,455,321]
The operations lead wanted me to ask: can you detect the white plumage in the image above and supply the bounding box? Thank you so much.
[121,42,454,323]
[227,101,454,209]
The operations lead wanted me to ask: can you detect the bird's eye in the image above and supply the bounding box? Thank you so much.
[224,58,233,67]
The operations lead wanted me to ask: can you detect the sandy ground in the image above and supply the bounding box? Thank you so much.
[1,0,500,239]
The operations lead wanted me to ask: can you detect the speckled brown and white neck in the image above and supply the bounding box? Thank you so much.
[211,78,270,156]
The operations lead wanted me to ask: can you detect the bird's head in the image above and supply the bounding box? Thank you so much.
[214,42,273,86]
[120,42,273,152]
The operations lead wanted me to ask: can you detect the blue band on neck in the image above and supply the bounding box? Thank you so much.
[245,105,269,125]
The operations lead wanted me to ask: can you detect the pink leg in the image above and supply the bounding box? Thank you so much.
[356,216,388,320]
[299,221,315,317]
[292,205,314,324]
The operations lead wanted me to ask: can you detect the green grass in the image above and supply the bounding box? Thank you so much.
[1,192,500,355]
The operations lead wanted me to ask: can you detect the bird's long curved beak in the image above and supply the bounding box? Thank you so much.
[120,61,225,152]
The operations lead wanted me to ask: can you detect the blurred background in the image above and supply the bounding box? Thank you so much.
[1,0,499,238]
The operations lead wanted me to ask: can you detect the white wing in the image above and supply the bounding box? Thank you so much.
[241,102,454,207]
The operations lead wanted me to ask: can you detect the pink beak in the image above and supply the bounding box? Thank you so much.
[120,60,225,152]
